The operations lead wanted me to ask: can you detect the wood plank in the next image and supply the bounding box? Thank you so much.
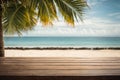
[1,57,120,60]
[1,62,120,66]
[0,70,120,76]
[1,58,120,62]
[1,59,119,61]
[1,61,120,63]
[0,65,120,70]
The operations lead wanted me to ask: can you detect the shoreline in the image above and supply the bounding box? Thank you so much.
[5,47,120,50]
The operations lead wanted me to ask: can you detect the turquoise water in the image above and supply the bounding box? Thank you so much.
[4,37,120,48]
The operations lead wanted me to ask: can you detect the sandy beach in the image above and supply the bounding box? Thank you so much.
[5,49,120,57]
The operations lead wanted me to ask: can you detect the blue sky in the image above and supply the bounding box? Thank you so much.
[22,0,120,37]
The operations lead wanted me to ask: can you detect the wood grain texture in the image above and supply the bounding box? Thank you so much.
[0,57,120,76]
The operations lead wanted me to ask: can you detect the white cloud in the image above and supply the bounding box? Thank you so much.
[21,17,120,37]
[108,12,120,19]
[108,12,120,17]
[87,0,98,6]
[87,0,107,7]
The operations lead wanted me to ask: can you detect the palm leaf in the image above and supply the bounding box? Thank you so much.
[2,0,87,34]
[2,3,37,35]
[27,0,57,25]
[54,0,87,25]
[26,0,87,26]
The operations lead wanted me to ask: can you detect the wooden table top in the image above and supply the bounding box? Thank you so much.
[0,57,120,76]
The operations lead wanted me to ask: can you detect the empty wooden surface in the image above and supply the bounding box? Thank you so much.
[0,57,120,76]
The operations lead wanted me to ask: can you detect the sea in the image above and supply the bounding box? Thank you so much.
[4,37,120,48]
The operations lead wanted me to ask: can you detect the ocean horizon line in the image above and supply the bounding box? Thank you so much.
[4,36,120,38]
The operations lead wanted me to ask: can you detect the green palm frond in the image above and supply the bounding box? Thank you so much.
[54,0,87,25]
[2,3,37,35]
[38,0,57,25]
[28,0,87,26]
[2,0,87,34]
[27,0,57,25]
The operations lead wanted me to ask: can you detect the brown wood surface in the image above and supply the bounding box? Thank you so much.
[0,57,120,76]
